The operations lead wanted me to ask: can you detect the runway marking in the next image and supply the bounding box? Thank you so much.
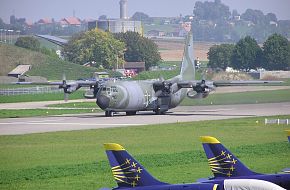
[27,119,66,123]
[0,122,143,126]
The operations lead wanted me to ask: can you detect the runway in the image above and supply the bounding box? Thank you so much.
[1,102,290,135]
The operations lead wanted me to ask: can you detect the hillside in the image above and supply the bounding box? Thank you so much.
[0,44,97,80]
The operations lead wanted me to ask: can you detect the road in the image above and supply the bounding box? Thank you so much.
[0,102,290,135]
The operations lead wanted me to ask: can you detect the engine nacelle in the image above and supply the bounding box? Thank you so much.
[66,85,79,93]
[187,90,209,99]
[83,90,96,99]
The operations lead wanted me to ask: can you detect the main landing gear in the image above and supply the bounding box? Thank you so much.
[126,111,136,116]
[105,111,137,117]
[105,111,113,117]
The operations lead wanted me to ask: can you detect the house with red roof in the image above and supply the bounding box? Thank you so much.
[60,17,81,27]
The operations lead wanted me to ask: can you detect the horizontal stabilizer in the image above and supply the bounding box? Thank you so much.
[282,168,290,173]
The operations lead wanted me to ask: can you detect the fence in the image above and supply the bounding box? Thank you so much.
[265,118,289,125]
[0,86,63,96]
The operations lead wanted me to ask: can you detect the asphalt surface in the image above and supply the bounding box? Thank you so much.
[1,102,290,135]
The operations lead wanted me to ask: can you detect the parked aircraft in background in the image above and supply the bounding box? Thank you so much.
[103,143,219,190]
[17,32,282,117]
[199,136,290,189]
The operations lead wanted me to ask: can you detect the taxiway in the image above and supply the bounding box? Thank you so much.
[0,102,290,135]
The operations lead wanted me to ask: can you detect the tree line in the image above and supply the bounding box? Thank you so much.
[14,29,161,70]
[207,33,290,71]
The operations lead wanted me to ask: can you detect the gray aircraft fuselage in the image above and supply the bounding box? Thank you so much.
[96,78,187,113]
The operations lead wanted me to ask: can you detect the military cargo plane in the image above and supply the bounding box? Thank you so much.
[17,32,282,117]
[199,136,290,189]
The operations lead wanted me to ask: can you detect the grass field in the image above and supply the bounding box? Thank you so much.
[0,91,84,103]
[0,44,98,80]
[0,115,289,189]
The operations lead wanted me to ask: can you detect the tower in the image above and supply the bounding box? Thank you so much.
[119,0,128,19]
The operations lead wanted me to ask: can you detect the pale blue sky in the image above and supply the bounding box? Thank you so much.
[1,0,290,23]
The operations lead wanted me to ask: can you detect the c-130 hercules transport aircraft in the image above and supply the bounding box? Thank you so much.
[18,32,282,117]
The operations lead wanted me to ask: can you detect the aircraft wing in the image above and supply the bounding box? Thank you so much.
[177,80,283,88]
[175,79,283,99]
[13,80,99,87]
[212,80,283,87]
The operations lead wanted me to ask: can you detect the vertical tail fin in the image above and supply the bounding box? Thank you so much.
[200,136,259,178]
[180,32,195,80]
[286,130,290,142]
[104,143,167,188]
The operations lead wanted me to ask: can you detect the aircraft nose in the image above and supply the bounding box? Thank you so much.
[96,95,110,110]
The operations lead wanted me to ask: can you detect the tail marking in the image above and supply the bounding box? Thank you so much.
[201,136,258,178]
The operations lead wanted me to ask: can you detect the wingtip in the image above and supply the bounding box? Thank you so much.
[104,143,125,151]
[200,136,220,144]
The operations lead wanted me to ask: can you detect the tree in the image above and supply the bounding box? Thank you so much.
[241,9,265,25]
[262,33,290,70]
[98,15,107,20]
[207,44,235,70]
[193,0,230,21]
[132,12,149,21]
[114,31,161,69]
[0,18,6,29]
[231,36,262,71]
[62,29,126,69]
[15,36,40,51]
[265,13,277,23]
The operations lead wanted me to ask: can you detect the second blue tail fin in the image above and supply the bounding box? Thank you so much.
[104,143,167,188]
[286,130,290,142]
[201,136,259,178]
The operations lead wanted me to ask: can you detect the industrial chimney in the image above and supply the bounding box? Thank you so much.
[119,0,128,19]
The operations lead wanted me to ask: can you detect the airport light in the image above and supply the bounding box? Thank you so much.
[0,29,3,42]
[4,29,7,43]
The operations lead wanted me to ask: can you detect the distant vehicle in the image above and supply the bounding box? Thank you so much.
[18,32,282,117]
[199,136,290,189]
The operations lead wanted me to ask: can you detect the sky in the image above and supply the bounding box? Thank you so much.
[1,0,290,23]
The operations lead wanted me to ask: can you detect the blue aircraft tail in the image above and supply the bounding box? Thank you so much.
[200,136,259,178]
[286,130,290,142]
[104,143,167,188]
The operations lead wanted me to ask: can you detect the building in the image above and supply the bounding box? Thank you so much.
[124,62,145,73]
[59,17,81,27]
[88,19,142,34]
[87,0,142,34]
[119,0,128,19]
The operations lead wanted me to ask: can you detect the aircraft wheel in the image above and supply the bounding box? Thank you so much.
[126,111,136,116]
[155,108,165,115]
[105,111,113,117]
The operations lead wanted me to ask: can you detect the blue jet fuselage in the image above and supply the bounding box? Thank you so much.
[200,174,290,189]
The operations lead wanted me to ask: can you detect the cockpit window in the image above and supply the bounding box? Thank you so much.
[111,86,118,92]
